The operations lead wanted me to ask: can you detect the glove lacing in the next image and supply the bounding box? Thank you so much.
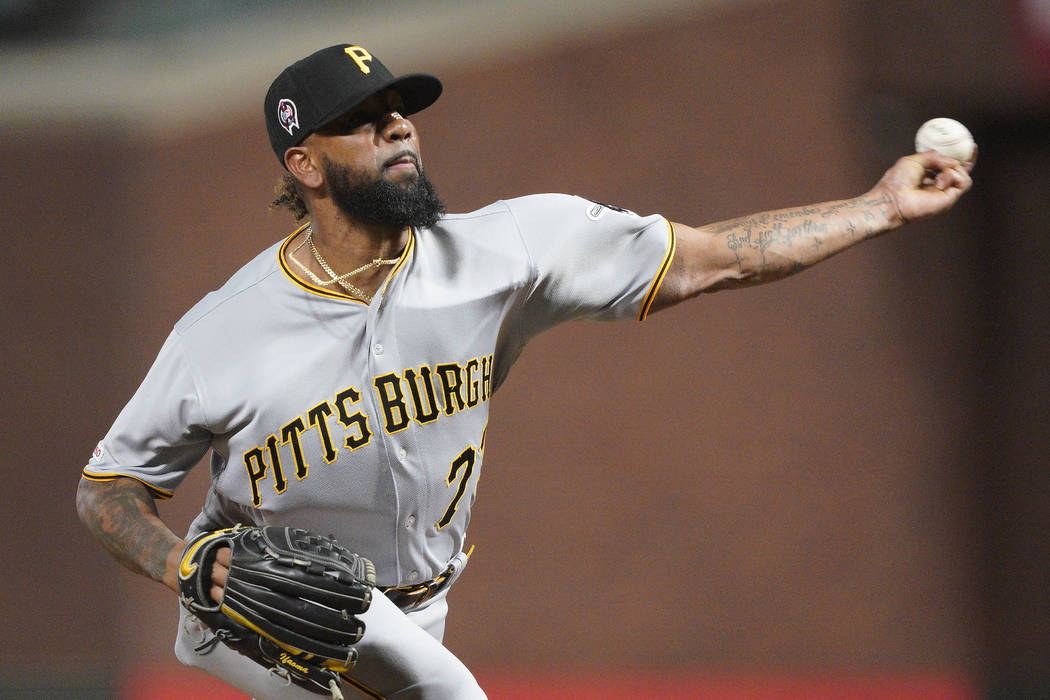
[194,627,239,655]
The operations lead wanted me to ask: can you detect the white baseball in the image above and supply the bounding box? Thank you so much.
[914,117,975,162]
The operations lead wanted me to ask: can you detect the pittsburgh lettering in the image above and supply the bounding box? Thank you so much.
[243,355,493,506]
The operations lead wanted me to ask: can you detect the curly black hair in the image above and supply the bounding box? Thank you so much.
[270,174,308,222]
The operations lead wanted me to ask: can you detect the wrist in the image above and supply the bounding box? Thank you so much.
[865,186,907,231]
[163,539,187,593]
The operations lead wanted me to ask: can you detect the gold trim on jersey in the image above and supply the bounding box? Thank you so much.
[277,223,415,304]
[80,468,174,500]
[381,230,414,295]
[637,220,677,322]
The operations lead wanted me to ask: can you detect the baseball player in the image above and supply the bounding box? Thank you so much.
[75,44,974,699]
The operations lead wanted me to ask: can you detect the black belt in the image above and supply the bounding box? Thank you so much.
[382,564,456,611]
[381,546,473,611]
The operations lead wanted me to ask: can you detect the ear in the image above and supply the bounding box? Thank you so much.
[284,146,324,190]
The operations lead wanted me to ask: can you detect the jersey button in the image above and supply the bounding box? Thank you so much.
[397,447,408,460]
[407,570,419,582]
[405,515,416,529]
[374,343,384,356]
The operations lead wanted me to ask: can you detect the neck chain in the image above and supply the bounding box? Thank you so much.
[290,225,400,303]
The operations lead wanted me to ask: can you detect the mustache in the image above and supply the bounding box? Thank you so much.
[383,150,421,171]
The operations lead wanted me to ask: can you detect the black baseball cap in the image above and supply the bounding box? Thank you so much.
[264,43,442,166]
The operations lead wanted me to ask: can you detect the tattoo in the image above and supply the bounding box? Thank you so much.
[816,201,851,218]
[860,193,893,207]
[722,215,830,276]
[76,477,180,584]
[727,231,745,270]
[772,205,821,221]
[717,195,889,282]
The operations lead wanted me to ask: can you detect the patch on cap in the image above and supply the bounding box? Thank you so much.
[277,98,299,135]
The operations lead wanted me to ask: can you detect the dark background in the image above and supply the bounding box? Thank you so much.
[1,0,1047,696]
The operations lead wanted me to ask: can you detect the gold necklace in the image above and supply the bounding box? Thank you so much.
[290,225,400,303]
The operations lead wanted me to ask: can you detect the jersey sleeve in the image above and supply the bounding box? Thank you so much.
[81,330,212,499]
[506,194,675,335]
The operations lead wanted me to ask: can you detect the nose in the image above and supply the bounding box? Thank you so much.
[381,112,413,142]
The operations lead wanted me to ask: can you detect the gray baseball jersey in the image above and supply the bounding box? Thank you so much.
[83,193,674,588]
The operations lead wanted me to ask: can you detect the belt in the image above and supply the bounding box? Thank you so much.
[381,546,472,611]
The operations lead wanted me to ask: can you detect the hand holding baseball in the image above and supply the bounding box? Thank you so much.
[871,149,974,226]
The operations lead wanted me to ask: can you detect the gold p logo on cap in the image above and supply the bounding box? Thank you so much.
[344,46,373,74]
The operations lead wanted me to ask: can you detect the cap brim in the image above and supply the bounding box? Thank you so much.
[389,73,443,115]
[313,73,443,132]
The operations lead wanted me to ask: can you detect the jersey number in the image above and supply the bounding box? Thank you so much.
[437,446,476,529]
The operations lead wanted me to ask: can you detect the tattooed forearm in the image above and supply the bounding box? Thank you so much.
[652,189,903,310]
[714,194,894,280]
[651,153,966,310]
[76,477,182,587]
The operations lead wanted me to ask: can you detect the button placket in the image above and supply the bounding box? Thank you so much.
[369,306,420,586]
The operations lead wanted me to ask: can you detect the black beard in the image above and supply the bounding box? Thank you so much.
[322,155,445,230]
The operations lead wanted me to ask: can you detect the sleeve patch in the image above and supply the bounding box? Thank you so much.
[89,441,105,464]
[585,200,637,220]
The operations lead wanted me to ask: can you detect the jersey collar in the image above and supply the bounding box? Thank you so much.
[277,222,415,304]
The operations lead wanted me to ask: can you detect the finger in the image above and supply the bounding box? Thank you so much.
[208,547,231,603]
[214,546,231,569]
[212,551,230,585]
[912,149,962,172]
[212,548,230,584]
[887,155,930,191]
[936,164,972,192]
[915,146,976,176]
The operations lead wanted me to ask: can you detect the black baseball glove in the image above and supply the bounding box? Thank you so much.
[178,525,376,698]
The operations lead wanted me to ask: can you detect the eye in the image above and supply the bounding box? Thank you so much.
[325,112,372,133]
[346,115,373,130]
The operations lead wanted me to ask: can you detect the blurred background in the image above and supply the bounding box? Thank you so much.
[2,0,1048,698]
